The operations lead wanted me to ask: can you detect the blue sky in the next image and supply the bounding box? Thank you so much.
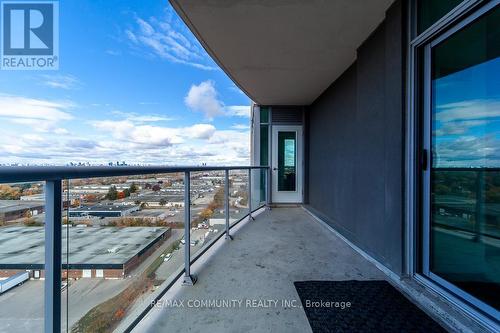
[432,56,500,168]
[0,0,251,165]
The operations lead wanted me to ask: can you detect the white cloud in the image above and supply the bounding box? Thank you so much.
[0,121,249,166]
[226,105,250,118]
[110,110,175,123]
[184,124,216,139]
[125,9,218,71]
[0,89,250,165]
[91,120,216,147]
[0,94,73,121]
[231,124,250,130]
[434,119,489,136]
[185,80,224,120]
[40,74,81,90]
[434,99,500,167]
[0,94,73,134]
[184,81,251,120]
[436,99,500,123]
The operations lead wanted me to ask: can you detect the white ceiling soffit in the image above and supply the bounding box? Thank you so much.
[171,0,395,106]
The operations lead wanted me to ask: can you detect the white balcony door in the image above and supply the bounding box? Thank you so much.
[271,125,303,203]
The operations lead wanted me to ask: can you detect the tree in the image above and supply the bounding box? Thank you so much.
[23,210,38,226]
[0,184,22,200]
[106,186,118,200]
[159,198,167,206]
[123,188,131,197]
[129,183,138,193]
[212,187,225,208]
[117,191,126,199]
[152,184,161,192]
[200,208,214,220]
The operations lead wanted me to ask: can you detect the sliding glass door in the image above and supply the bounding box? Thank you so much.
[422,3,500,317]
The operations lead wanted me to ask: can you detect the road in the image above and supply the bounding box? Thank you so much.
[0,278,129,333]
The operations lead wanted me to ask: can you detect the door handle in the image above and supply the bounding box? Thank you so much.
[273,167,278,171]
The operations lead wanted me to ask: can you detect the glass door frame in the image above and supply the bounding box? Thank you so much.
[271,125,303,203]
[407,0,500,328]
[421,2,500,317]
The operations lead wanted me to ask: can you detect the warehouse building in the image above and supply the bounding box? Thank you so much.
[0,226,171,279]
[68,204,140,218]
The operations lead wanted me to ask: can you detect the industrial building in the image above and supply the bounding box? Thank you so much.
[0,200,45,222]
[68,204,140,218]
[0,226,171,279]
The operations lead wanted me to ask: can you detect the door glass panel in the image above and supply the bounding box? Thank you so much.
[278,131,296,191]
[430,7,500,311]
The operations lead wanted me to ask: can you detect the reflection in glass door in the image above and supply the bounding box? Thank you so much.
[278,131,297,192]
[423,4,500,317]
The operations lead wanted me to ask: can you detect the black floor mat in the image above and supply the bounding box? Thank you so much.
[294,280,446,333]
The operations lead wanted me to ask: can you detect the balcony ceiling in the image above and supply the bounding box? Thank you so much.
[170,0,394,105]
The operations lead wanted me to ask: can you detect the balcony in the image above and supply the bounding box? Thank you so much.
[133,206,385,332]
[0,166,492,333]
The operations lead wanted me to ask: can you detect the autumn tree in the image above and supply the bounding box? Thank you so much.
[129,183,138,193]
[200,208,214,220]
[0,184,22,200]
[106,186,118,200]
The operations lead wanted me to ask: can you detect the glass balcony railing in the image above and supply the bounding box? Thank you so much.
[0,181,45,332]
[0,166,268,333]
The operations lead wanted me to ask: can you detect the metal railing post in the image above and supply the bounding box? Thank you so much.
[182,171,196,285]
[248,169,254,220]
[45,180,62,333]
[225,169,232,240]
[267,167,272,209]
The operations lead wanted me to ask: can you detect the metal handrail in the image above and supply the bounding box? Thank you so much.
[0,165,268,183]
[0,165,269,332]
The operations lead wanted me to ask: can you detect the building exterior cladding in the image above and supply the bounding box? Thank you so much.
[305,1,405,274]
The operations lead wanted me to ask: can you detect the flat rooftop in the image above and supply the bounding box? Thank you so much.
[0,200,44,213]
[125,194,184,202]
[71,204,138,212]
[0,226,169,268]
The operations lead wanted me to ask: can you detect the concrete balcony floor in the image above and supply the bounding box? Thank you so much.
[134,207,386,332]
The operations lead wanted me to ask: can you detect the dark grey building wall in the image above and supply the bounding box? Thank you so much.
[306,1,405,274]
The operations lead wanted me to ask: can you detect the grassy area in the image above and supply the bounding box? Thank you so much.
[71,278,152,333]
[71,236,183,333]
